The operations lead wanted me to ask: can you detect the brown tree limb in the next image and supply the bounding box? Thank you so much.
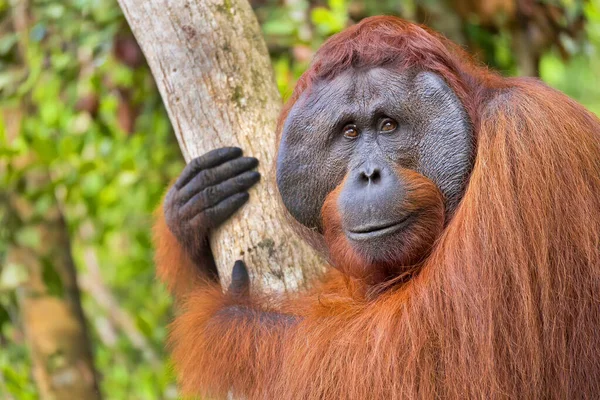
[117,0,324,293]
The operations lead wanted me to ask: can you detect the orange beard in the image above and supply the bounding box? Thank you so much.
[321,169,445,285]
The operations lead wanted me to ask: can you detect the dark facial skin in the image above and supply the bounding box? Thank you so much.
[277,67,473,264]
[165,66,473,285]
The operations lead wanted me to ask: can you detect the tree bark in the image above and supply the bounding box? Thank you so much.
[117,0,324,292]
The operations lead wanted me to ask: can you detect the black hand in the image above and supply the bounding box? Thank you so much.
[164,147,260,266]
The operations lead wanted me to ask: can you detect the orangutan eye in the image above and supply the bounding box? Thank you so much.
[380,118,398,132]
[343,124,359,138]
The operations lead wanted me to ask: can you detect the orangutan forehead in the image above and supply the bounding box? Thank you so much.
[288,67,457,129]
[306,67,415,106]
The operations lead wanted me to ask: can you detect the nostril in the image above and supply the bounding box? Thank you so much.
[371,169,381,183]
[359,171,370,183]
[359,167,382,184]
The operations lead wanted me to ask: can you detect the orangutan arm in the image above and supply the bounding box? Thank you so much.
[155,217,347,398]
[167,263,303,398]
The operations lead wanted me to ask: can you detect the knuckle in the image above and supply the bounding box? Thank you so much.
[191,169,207,184]
[203,185,218,201]
[219,180,235,193]
[192,191,207,209]
[200,169,215,182]
[203,209,219,227]
[228,180,242,192]
[180,195,204,219]
[192,170,210,189]
[189,156,203,169]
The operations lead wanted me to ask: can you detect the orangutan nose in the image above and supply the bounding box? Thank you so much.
[358,165,382,184]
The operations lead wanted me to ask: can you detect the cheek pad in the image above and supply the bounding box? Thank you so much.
[276,136,329,230]
[276,127,351,232]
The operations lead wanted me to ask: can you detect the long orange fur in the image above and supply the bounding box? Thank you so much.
[154,16,600,399]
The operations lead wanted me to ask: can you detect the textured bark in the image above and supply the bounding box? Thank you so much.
[118,0,324,292]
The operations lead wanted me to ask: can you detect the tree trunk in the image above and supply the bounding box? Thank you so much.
[4,161,101,400]
[117,0,324,292]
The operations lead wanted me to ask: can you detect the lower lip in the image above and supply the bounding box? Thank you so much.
[346,215,412,241]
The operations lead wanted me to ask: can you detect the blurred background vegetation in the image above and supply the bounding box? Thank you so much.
[0,0,599,398]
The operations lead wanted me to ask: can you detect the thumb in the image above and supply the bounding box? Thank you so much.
[229,260,250,296]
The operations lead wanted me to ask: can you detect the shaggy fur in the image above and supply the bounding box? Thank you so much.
[155,16,600,399]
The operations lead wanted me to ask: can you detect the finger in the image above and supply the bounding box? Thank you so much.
[180,171,260,218]
[189,192,249,230]
[179,157,258,203]
[229,260,250,296]
[175,147,242,189]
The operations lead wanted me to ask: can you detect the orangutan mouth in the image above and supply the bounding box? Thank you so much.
[346,215,413,241]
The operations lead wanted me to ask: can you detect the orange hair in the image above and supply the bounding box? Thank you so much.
[156,16,600,399]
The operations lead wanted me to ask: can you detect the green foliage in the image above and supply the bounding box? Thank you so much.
[539,0,600,115]
[1,0,181,398]
[311,0,349,36]
[1,0,599,399]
